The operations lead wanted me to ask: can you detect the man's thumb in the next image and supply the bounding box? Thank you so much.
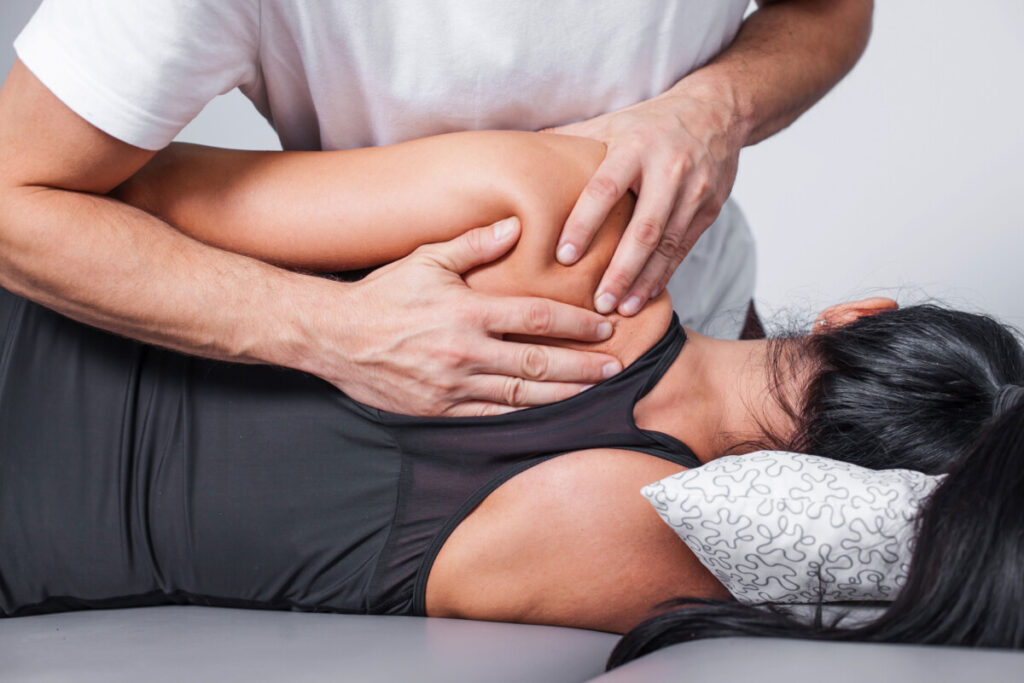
[428,216,520,274]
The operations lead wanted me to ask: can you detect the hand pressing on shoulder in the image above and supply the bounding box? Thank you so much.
[299,218,622,417]
[547,86,744,317]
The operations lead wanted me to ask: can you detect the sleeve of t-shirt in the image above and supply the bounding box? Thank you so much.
[13,0,260,150]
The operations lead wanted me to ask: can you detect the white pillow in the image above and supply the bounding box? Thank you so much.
[641,451,944,604]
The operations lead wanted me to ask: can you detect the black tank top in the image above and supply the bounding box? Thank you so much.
[0,289,699,617]
[367,314,700,614]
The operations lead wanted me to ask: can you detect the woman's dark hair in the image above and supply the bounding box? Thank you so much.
[770,304,1024,474]
[610,305,1024,669]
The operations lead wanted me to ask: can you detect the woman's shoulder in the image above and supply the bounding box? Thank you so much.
[457,131,671,365]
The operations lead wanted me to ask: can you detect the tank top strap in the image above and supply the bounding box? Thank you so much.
[635,313,686,400]
[368,313,689,464]
[586,312,686,406]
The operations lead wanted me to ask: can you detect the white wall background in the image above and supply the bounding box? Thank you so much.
[732,1,1024,331]
[3,1,1021,331]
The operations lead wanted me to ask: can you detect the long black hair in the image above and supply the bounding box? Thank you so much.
[610,304,1024,668]
[772,304,1024,473]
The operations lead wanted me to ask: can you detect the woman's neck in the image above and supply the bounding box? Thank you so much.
[633,326,780,463]
[541,290,782,463]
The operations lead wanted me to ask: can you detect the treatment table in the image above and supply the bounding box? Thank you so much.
[2,607,1023,682]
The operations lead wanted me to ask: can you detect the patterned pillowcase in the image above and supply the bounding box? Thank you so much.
[641,451,944,604]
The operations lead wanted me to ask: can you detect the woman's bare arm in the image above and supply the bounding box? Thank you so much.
[116,131,649,320]
[115,132,606,267]
[113,130,669,363]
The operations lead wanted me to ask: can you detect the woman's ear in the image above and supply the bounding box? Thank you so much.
[814,297,899,333]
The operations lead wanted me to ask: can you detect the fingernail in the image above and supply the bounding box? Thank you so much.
[595,292,617,313]
[597,321,613,339]
[620,296,641,316]
[577,384,595,395]
[649,285,663,299]
[602,361,622,379]
[556,243,578,264]
[492,217,518,241]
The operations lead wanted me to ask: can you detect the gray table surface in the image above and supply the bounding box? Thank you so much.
[0,607,617,683]
[4,607,1024,683]
[593,636,1024,683]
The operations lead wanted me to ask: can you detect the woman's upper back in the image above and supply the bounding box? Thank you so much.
[426,447,730,633]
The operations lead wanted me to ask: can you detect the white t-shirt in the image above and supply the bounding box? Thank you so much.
[14,0,756,337]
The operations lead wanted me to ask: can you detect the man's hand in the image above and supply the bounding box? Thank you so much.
[548,89,743,317]
[315,217,623,417]
[549,0,874,318]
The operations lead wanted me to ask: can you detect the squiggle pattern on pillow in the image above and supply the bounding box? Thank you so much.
[641,451,944,604]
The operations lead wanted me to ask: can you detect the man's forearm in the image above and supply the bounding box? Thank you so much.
[669,0,873,147]
[0,183,335,373]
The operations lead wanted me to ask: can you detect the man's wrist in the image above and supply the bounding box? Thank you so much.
[664,67,755,150]
[237,268,355,383]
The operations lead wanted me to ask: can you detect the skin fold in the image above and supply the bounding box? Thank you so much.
[114,131,892,633]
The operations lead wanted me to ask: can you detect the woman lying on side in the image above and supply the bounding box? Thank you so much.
[1,132,1021,656]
